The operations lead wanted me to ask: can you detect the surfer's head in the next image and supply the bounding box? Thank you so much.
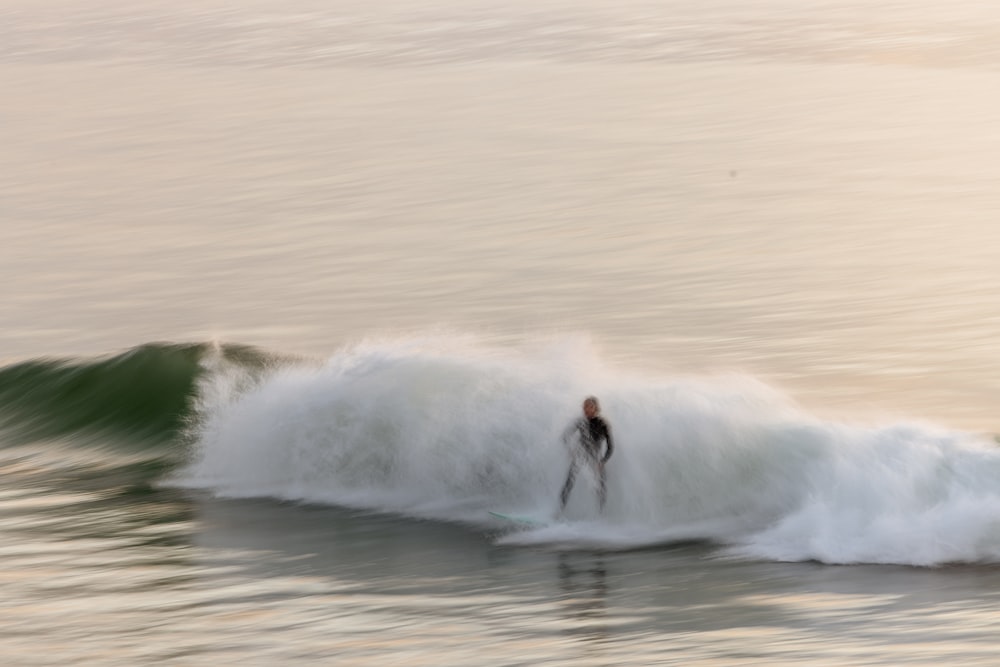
[582,396,600,418]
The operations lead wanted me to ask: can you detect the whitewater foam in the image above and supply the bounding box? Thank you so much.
[175,334,1000,566]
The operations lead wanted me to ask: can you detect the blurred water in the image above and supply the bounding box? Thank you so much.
[4,0,1000,663]
[4,2,1000,429]
[5,454,1000,666]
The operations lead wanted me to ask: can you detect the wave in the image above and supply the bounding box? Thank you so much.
[0,341,278,451]
[6,333,1000,566]
[169,332,1000,567]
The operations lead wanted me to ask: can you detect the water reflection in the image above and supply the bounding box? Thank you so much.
[557,553,609,642]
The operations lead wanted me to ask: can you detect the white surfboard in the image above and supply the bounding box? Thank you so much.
[488,511,550,527]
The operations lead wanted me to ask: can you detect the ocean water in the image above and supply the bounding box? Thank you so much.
[4,0,1000,664]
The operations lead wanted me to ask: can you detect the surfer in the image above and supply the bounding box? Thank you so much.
[559,396,614,512]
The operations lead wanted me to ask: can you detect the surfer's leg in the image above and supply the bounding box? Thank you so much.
[597,464,607,512]
[559,459,579,508]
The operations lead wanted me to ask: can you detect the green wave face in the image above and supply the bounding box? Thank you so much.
[0,342,276,450]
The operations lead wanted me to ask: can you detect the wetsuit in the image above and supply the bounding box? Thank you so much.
[559,416,614,511]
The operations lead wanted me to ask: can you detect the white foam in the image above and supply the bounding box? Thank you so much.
[175,333,1000,566]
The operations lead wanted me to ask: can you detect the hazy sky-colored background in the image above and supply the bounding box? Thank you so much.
[3,0,1000,429]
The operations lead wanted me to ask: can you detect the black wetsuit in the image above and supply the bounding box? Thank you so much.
[560,416,614,510]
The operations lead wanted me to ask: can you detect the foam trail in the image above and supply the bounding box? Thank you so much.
[725,423,1000,566]
[175,333,1000,566]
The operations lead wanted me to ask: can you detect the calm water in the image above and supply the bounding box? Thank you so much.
[3,0,1000,664]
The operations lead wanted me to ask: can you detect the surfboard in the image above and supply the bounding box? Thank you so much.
[488,511,550,527]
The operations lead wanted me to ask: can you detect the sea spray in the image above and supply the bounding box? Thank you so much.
[179,334,600,516]
[173,333,1000,566]
[178,336,798,531]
